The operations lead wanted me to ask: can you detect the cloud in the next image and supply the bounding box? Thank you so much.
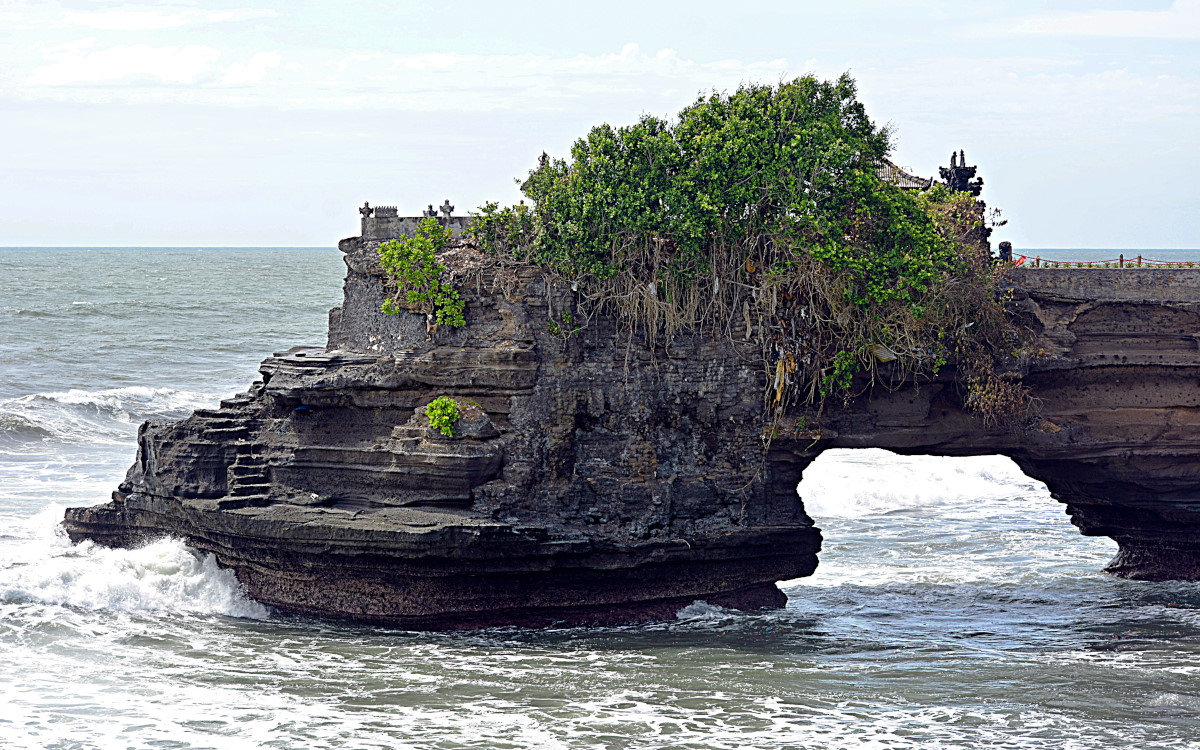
[28,40,222,86]
[13,35,1195,154]
[61,6,277,31]
[998,0,1200,39]
[221,52,282,86]
[857,55,1200,148]
[16,42,803,112]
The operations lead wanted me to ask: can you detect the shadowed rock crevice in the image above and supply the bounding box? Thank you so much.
[62,226,1200,627]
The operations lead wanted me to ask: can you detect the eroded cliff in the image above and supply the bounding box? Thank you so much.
[62,226,1200,627]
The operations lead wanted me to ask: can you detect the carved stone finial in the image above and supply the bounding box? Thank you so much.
[359,201,373,218]
[938,149,983,197]
[538,151,549,168]
[423,204,438,218]
[439,199,454,219]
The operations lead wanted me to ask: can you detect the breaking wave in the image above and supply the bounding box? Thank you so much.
[799,448,1039,519]
[0,387,216,446]
[0,505,268,619]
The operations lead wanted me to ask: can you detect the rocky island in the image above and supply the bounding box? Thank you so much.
[63,77,1200,628]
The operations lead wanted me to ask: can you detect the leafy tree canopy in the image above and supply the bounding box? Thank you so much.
[468,74,1023,421]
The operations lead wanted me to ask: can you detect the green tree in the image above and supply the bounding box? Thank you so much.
[379,218,465,327]
[470,75,1023,421]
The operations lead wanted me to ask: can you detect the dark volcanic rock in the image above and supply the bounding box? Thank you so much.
[64,232,818,627]
[62,229,1200,628]
[801,268,1200,582]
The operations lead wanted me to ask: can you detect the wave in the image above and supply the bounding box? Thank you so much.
[4,307,56,318]
[0,505,268,619]
[0,413,56,441]
[0,386,217,446]
[799,448,1039,519]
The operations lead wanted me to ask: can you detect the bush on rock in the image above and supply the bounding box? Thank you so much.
[425,396,461,438]
[469,74,1028,425]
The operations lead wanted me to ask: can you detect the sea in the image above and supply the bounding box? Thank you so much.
[3,247,1200,749]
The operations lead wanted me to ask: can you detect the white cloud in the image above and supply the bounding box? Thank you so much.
[15,42,804,111]
[28,40,222,86]
[61,6,277,31]
[860,55,1200,141]
[1000,0,1200,39]
[221,51,282,86]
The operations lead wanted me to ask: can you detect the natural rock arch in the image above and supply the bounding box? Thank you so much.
[63,225,1200,628]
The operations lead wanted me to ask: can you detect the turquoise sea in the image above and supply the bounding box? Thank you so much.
[2,248,1200,749]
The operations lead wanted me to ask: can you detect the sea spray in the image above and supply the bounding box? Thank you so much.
[0,505,267,619]
[799,448,1037,519]
[793,449,1113,589]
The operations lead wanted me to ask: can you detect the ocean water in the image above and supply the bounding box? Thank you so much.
[3,247,1200,749]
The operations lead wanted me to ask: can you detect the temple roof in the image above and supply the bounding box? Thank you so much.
[877,159,933,190]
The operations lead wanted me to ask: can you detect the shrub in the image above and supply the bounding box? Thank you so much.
[469,201,535,260]
[425,396,461,437]
[965,370,1032,428]
[470,74,1027,424]
[379,218,466,327]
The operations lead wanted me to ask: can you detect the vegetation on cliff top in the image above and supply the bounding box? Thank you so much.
[379,218,466,328]
[438,75,1025,423]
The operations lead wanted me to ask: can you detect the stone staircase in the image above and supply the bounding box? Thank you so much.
[220,444,272,508]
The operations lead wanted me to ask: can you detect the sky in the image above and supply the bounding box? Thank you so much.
[1,0,1198,248]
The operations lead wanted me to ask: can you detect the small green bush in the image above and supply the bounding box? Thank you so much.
[425,396,461,437]
[379,218,466,327]
[468,201,535,259]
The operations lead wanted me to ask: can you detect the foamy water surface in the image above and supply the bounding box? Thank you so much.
[2,248,1200,749]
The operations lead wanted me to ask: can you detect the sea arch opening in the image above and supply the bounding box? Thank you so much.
[792,448,1118,586]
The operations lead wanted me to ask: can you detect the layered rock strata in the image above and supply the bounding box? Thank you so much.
[785,268,1200,580]
[63,228,1200,627]
[65,231,817,627]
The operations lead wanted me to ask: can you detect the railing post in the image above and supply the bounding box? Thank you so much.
[1138,254,1142,267]
[1119,253,1124,268]
[1035,256,1040,268]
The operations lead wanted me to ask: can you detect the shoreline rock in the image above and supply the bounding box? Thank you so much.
[62,232,1200,628]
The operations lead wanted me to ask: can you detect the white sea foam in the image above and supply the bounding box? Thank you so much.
[0,505,267,619]
[675,600,736,622]
[0,386,216,445]
[799,448,1038,518]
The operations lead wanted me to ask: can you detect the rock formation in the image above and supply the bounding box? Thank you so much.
[62,218,1200,627]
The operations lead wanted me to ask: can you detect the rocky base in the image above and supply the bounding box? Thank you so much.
[1102,543,1200,581]
[65,491,813,628]
[61,229,1200,629]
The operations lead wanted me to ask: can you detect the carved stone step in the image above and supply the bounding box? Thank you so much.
[216,494,272,510]
[203,427,250,439]
[230,483,273,497]
[228,464,266,479]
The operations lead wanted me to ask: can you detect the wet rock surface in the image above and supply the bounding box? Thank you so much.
[62,237,1200,627]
